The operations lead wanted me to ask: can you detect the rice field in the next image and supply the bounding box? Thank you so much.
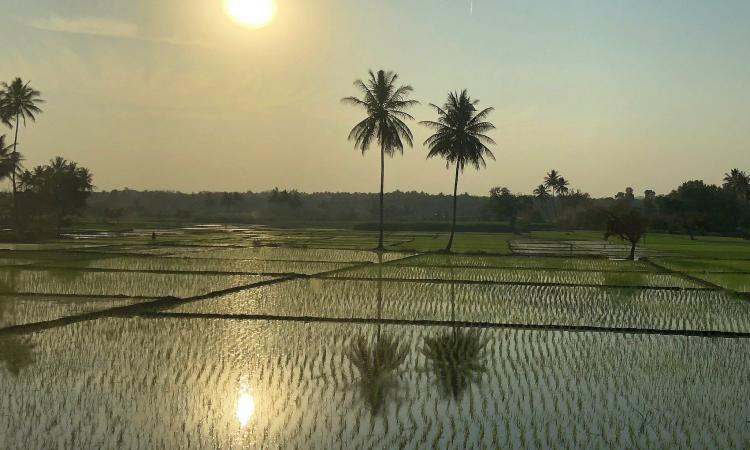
[1,226,749,449]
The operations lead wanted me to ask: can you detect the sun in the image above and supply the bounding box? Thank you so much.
[225,0,276,28]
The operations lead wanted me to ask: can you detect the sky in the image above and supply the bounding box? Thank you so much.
[1,0,749,197]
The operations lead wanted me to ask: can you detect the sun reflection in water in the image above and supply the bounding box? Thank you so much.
[236,392,255,428]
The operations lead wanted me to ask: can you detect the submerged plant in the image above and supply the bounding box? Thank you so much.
[346,334,408,415]
[422,328,488,399]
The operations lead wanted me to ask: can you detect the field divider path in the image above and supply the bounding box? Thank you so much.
[135,311,750,339]
[0,275,302,337]
[645,258,750,303]
[0,251,421,337]
[0,292,155,300]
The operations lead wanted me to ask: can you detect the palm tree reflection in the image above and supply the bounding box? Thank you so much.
[345,252,408,415]
[0,335,35,376]
[422,254,488,399]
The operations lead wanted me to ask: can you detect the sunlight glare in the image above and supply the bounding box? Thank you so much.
[225,0,277,28]
[236,393,255,427]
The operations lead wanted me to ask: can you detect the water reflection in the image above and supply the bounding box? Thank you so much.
[422,256,488,399]
[236,391,255,428]
[345,252,408,414]
[0,268,19,294]
[0,335,36,376]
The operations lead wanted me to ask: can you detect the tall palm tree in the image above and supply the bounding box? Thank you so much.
[0,78,44,209]
[543,170,560,195]
[544,169,560,218]
[342,70,418,250]
[421,90,496,252]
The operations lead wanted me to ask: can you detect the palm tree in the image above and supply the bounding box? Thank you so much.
[533,184,550,200]
[543,169,560,217]
[342,70,418,250]
[555,176,570,196]
[0,135,23,183]
[543,170,560,196]
[0,78,44,209]
[723,168,749,202]
[421,90,496,252]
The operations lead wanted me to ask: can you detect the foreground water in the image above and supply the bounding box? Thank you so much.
[2,318,749,449]
[1,231,750,448]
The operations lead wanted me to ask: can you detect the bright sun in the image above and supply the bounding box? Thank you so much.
[225,0,276,28]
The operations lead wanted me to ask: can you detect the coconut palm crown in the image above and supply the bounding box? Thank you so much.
[533,184,550,199]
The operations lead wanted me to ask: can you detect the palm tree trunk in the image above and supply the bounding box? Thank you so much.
[11,112,19,215]
[629,241,636,260]
[446,163,460,252]
[378,142,385,250]
[551,190,556,220]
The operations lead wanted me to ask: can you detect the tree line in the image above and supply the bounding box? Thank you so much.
[0,78,93,237]
[2,72,748,250]
[342,68,750,253]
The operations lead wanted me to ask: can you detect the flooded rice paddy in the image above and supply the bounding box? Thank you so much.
[1,227,749,449]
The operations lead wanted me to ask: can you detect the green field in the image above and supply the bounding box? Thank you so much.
[1,226,749,448]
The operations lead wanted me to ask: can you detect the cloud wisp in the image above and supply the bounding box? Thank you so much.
[29,16,139,39]
[26,15,203,47]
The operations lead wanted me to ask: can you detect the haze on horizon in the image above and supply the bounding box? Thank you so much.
[1,0,749,197]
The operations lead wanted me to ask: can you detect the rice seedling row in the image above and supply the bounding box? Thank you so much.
[0,270,275,298]
[1,318,747,449]
[169,279,750,333]
[0,295,150,329]
[320,266,701,289]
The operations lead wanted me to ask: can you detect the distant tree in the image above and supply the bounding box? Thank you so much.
[0,135,22,186]
[421,90,496,251]
[203,193,216,208]
[489,187,531,233]
[544,170,562,217]
[543,170,560,197]
[268,188,302,208]
[644,189,657,216]
[555,176,570,196]
[723,168,749,202]
[658,180,738,236]
[0,78,44,209]
[533,184,550,200]
[17,157,93,233]
[604,207,648,260]
[342,69,418,250]
[615,187,636,208]
[221,192,243,207]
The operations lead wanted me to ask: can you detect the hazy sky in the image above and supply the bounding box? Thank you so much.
[2,0,749,196]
